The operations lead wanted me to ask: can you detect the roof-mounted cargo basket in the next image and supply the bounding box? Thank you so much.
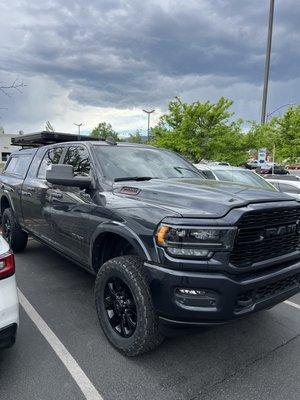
[11,131,100,147]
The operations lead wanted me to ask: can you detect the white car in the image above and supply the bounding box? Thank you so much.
[246,159,261,169]
[0,235,18,349]
[194,164,276,191]
[266,178,300,200]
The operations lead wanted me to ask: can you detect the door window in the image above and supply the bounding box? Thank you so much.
[5,157,18,174]
[4,154,31,178]
[64,146,91,176]
[37,147,64,179]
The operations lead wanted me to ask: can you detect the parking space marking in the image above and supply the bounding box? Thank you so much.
[18,289,104,400]
[284,300,300,310]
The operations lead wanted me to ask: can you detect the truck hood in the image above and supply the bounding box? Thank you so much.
[113,178,294,218]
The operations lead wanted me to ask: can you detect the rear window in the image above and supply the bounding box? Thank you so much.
[4,155,32,178]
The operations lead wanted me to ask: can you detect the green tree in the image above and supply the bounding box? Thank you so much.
[245,119,281,161]
[275,105,300,162]
[127,130,144,144]
[244,105,300,163]
[151,97,247,164]
[91,122,119,140]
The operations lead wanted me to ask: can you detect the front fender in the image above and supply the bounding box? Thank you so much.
[89,221,154,266]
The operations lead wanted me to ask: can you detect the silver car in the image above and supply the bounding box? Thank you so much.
[266,178,300,200]
[194,164,276,191]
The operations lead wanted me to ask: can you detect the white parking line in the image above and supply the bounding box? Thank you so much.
[18,289,104,400]
[284,300,300,310]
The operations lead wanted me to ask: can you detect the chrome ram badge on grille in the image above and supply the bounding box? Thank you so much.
[263,222,299,239]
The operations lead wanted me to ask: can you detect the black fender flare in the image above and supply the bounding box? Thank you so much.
[0,193,16,217]
[90,221,152,268]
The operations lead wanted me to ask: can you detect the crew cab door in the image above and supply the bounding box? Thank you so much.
[21,146,65,240]
[46,145,96,263]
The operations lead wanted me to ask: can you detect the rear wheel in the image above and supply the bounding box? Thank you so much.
[95,256,164,356]
[2,208,28,252]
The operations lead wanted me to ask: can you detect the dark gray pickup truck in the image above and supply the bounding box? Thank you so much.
[1,131,300,356]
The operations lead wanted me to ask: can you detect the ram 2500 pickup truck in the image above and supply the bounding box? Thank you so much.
[1,131,300,356]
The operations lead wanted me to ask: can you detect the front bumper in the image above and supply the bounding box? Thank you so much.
[145,261,300,328]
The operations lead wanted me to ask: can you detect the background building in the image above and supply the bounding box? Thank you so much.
[0,131,19,169]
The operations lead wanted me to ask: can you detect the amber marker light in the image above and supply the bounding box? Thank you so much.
[155,225,170,246]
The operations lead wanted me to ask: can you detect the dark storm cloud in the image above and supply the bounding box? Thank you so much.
[0,0,299,116]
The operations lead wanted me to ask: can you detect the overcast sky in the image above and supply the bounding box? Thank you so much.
[0,0,299,135]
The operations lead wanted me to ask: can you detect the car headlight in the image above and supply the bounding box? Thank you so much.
[155,225,237,259]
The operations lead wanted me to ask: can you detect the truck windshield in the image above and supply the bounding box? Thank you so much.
[93,145,203,181]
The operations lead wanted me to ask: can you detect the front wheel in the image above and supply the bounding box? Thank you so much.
[95,256,164,356]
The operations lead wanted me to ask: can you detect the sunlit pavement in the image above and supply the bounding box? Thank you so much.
[0,240,299,400]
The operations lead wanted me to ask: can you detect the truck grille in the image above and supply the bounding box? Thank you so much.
[230,207,300,268]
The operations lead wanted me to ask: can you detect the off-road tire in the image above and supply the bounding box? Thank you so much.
[2,208,28,252]
[95,255,164,356]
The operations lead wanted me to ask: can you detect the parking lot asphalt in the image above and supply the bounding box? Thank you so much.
[0,240,299,400]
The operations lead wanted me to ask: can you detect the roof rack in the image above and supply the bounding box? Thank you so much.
[11,131,100,148]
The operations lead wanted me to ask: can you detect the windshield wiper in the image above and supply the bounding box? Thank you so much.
[173,166,204,177]
[114,176,155,182]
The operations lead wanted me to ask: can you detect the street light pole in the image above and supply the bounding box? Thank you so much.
[261,0,275,124]
[142,109,155,141]
[74,122,83,139]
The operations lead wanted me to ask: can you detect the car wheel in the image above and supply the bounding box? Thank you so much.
[95,255,164,356]
[2,208,28,252]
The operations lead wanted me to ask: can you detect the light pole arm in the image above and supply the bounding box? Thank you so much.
[266,103,295,119]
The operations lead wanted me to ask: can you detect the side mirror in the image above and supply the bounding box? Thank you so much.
[46,164,92,189]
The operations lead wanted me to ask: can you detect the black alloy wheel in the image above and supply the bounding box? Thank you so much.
[2,214,12,243]
[95,256,164,356]
[104,277,137,338]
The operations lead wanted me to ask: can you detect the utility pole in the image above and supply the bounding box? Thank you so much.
[74,122,83,139]
[261,0,275,124]
[142,109,155,141]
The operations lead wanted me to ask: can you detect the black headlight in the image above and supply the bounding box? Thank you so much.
[155,225,237,259]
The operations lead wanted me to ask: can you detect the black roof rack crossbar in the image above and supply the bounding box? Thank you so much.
[11,131,100,147]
